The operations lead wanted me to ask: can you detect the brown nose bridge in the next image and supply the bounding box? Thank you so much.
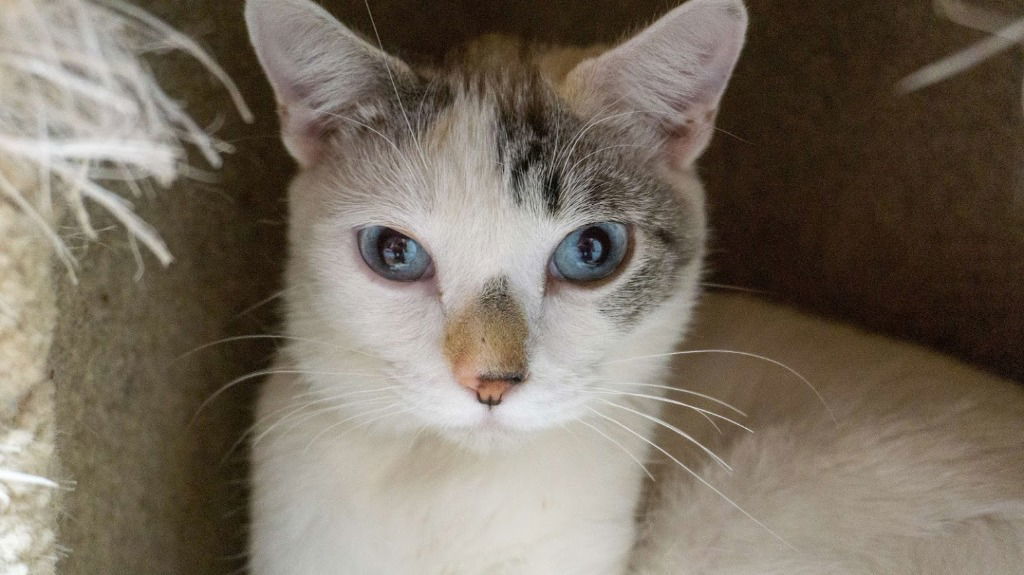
[444,277,528,380]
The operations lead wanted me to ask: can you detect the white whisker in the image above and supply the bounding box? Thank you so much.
[554,96,619,172]
[233,284,311,319]
[189,368,388,426]
[576,418,655,481]
[590,388,753,433]
[558,108,638,176]
[586,407,795,551]
[303,403,412,454]
[318,110,400,156]
[596,381,747,417]
[222,391,395,463]
[336,405,416,439]
[272,386,402,432]
[598,398,732,471]
[604,349,836,423]
[700,282,769,295]
[252,392,397,448]
[176,333,375,361]
[317,108,432,198]
[564,143,646,181]
[301,403,397,453]
[361,0,429,172]
[606,383,729,434]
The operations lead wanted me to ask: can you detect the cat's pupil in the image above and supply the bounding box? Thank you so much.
[380,233,415,269]
[577,227,609,267]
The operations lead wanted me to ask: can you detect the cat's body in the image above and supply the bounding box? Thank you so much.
[244,0,1024,572]
[635,293,1024,574]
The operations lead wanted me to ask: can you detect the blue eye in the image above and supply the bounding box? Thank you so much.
[358,226,433,282]
[551,222,629,282]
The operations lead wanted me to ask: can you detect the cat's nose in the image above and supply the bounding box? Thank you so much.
[444,277,530,408]
[459,371,527,407]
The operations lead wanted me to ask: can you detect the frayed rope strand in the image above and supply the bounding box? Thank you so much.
[0,0,251,277]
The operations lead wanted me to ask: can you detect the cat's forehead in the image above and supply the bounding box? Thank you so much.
[431,71,577,218]
[332,65,687,234]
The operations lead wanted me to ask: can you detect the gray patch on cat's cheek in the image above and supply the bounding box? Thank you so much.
[588,171,703,329]
[599,234,691,329]
[564,155,702,329]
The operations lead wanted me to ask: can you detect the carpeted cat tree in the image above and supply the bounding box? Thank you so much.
[0,0,256,571]
[0,1,1020,573]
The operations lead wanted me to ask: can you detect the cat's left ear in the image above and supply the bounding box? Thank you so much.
[565,0,747,171]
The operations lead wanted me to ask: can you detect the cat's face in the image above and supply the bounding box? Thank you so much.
[247,0,746,450]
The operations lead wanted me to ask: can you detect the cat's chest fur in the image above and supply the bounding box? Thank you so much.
[251,374,649,575]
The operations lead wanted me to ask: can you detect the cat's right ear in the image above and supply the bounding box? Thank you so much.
[564,0,747,173]
[245,0,412,166]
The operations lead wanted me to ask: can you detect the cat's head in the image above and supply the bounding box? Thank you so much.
[247,0,746,450]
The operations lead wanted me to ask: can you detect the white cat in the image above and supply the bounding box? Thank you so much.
[244,0,1024,573]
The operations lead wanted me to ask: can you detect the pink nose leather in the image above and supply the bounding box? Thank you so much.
[471,379,514,407]
[456,367,526,407]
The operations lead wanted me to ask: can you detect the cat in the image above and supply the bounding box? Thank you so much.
[243,0,1024,573]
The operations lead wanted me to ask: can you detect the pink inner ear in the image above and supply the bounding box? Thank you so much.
[278,101,332,167]
[663,103,720,171]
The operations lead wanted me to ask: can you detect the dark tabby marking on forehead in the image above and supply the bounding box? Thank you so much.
[490,72,567,213]
[489,84,700,326]
[507,140,563,213]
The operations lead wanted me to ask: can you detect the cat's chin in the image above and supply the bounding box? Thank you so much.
[432,418,541,454]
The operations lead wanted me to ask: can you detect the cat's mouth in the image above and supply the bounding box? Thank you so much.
[464,394,519,426]
[439,386,534,436]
